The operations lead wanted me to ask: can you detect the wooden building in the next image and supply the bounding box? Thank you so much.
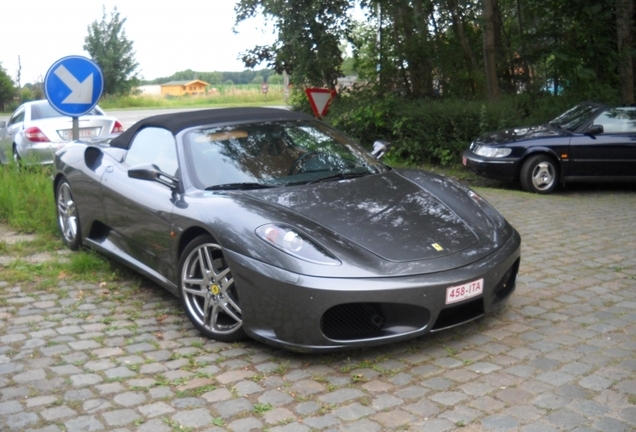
[160,80,209,96]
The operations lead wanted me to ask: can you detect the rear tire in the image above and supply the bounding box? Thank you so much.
[55,179,82,250]
[520,154,559,194]
[179,235,246,342]
[12,145,21,165]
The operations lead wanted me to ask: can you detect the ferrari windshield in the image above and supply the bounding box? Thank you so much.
[185,121,388,189]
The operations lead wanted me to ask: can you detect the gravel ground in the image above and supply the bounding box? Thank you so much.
[0,181,635,432]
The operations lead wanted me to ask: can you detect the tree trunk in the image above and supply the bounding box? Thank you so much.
[391,0,434,98]
[447,0,479,87]
[515,0,530,87]
[617,0,634,104]
[483,0,500,100]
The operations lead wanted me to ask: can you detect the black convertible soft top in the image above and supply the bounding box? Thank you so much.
[110,107,313,149]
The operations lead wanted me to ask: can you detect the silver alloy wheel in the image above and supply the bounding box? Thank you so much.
[530,161,556,191]
[181,243,242,336]
[57,182,78,244]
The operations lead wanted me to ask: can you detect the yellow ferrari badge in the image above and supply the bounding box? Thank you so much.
[432,243,444,251]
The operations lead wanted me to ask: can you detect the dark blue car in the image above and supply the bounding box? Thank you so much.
[462,102,636,193]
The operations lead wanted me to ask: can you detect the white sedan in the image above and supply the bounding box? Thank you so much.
[0,100,124,165]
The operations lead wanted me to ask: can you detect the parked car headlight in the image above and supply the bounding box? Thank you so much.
[255,224,341,265]
[474,145,512,158]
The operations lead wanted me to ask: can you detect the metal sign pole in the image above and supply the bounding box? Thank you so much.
[72,117,79,141]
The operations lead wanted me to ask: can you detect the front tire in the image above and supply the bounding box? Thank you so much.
[179,235,246,342]
[55,179,82,250]
[520,154,559,194]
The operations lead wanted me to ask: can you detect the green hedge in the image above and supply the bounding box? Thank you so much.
[308,90,595,166]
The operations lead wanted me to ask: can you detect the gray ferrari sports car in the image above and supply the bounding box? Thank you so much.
[53,107,521,352]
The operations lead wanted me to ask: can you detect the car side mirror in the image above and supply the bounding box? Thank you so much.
[371,140,392,160]
[585,124,603,135]
[0,121,6,129]
[128,163,179,190]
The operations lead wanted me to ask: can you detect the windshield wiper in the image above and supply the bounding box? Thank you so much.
[205,182,275,191]
[306,171,370,185]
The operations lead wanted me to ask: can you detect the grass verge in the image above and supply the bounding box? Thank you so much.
[0,163,138,285]
[0,164,57,235]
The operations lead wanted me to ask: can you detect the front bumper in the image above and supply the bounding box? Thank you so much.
[462,150,519,181]
[225,229,521,352]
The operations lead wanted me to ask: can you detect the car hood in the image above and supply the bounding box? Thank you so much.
[476,124,566,145]
[245,171,479,262]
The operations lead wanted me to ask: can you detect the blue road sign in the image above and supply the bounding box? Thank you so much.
[44,56,104,117]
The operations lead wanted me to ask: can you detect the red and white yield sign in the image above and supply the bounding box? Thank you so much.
[305,88,337,118]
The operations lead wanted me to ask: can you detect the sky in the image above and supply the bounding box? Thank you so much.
[1,0,276,84]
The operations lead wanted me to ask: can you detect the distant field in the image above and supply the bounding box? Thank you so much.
[99,84,287,109]
[0,84,288,115]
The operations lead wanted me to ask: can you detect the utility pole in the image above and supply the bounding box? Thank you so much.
[16,56,22,90]
[283,70,289,103]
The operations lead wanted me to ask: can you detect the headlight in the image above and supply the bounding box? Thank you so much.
[473,145,512,158]
[255,224,341,265]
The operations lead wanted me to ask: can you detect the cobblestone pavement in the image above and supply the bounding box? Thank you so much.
[1,185,635,432]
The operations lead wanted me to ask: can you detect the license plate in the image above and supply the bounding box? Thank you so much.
[59,128,100,140]
[462,156,467,166]
[446,278,483,304]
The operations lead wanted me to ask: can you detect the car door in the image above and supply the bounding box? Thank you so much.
[568,108,636,178]
[0,106,26,163]
[101,126,180,276]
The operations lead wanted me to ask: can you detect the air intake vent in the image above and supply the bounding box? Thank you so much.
[321,303,386,340]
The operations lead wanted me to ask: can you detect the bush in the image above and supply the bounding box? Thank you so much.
[320,89,586,166]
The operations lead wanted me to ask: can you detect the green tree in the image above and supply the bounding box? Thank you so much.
[83,6,139,95]
[236,0,633,102]
[0,63,15,110]
[267,74,283,84]
[235,0,353,89]
[617,0,634,104]
[482,0,500,100]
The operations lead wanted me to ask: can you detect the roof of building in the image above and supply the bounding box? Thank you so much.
[160,80,210,87]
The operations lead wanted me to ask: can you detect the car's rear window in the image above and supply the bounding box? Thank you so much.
[31,102,103,120]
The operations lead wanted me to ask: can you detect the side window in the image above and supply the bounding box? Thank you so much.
[126,127,179,176]
[595,109,636,134]
[9,109,25,126]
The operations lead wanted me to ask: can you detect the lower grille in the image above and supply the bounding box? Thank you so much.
[321,302,430,341]
[321,303,385,340]
[494,258,520,301]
